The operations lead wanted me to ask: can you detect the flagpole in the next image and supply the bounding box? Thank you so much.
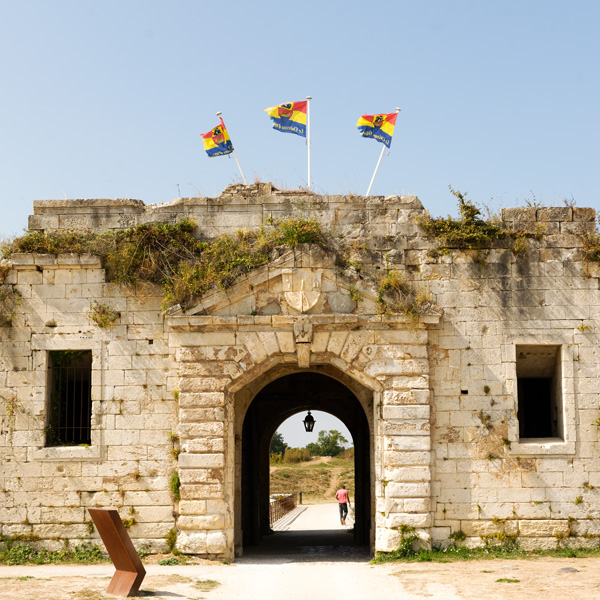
[306,96,312,191]
[365,107,401,196]
[217,111,247,185]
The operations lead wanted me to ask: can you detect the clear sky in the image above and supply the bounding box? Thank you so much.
[275,411,352,450]
[1,1,598,238]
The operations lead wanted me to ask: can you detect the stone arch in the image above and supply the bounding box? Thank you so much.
[172,315,434,559]
[232,362,377,556]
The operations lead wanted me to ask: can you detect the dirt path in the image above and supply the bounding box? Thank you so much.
[2,557,600,600]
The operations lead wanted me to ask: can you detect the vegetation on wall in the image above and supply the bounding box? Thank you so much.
[417,187,506,253]
[3,218,329,311]
[582,229,600,264]
[2,216,438,320]
[416,187,546,259]
[0,287,20,327]
[377,269,434,322]
[88,301,120,328]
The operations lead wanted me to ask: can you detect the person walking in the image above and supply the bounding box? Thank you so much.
[335,484,350,525]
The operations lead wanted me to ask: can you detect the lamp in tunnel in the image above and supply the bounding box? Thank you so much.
[303,410,315,433]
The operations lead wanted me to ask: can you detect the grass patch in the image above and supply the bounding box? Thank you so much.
[496,578,520,583]
[372,542,600,564]
[0,537,107,565]
[269,456,354,502]
[158,557,181,566]
[194,579,221,592]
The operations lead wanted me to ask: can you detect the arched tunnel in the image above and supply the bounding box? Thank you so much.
[238,368,373,554]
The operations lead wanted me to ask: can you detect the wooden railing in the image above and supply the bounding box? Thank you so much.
[269,492,301,526]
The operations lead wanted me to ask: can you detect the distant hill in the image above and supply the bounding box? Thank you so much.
[270,456,354,503]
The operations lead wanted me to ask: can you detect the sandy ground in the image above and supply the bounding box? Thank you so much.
[2,505,600,600]
[2,558,600,600]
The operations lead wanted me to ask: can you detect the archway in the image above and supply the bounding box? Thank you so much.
[234,366,373,556]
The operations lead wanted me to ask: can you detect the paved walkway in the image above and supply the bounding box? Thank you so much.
[273,501,354,531]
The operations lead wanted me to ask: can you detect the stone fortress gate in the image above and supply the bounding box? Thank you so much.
[1,182,600,560]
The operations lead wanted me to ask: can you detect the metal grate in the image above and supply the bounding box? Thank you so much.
[46,350,92,446]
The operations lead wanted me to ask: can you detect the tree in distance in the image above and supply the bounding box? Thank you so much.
[270,431,287,457]
[307,429,349,457]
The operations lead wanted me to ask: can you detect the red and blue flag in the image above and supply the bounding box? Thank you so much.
[201,120,234,157]
[356,112,398,148]
[265,100,307,137]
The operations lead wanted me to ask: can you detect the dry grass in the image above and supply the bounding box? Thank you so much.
[270,456,354,503]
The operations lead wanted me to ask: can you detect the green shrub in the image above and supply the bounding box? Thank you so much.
[169,471,181,500]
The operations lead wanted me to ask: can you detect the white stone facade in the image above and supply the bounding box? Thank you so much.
[1,185,599,559]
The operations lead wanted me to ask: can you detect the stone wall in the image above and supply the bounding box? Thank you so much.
[1,185,599,557]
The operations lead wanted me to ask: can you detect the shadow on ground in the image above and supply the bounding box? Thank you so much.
[240,529,371,564]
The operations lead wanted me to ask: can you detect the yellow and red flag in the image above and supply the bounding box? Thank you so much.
[201,119,234,157]
[356,112,398,148]
[265,100,307,137]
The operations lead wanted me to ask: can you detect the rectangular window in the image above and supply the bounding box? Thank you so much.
[516,345,562,440]
[46,350,92,446]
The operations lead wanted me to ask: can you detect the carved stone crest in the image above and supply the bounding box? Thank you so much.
[282,268,322,313]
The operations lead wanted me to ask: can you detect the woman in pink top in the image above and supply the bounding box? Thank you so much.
[335,484,350,525]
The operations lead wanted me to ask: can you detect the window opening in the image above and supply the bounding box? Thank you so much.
[516,345,562,440]
[46,350,92,446]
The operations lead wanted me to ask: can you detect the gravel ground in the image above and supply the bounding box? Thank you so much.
[2,505,600,599]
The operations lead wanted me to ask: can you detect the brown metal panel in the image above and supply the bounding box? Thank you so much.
[88,509,146,597]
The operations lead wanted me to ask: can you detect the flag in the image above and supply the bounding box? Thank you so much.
[201,121,234,157]
[264,100,307,137]
[356,112,398,148]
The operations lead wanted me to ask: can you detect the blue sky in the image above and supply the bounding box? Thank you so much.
[1,0,598,238]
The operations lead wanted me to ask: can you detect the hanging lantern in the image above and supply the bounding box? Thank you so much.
[303,410,315,432]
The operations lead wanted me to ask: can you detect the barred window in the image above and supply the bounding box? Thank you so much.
[46,350,92,446]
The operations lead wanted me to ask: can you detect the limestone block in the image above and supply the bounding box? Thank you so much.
[403,498,431,513]
[382,421,430,437]
[383,405,430,420]
[180,361,243,379]
[122,491,172,506]
[179,453,225,469]
[385,513,431,529]
[382,450,431,466]
[184,438,225,453]
[179,408,224,422]
[387,375,430,389]
[179,377,231,393]
[386,482,430,498]
[518,519,569,537]
[181,484,224,500]
[375,528,401,553]
[206,530,228,554]
[33,524,90,538]
[179,500,207,515]
[327,331,349,355]
[235,332,267,364]
[179,392,225,407]
[178,467,224,486]
[179,421,225,438]
[132,506,175,523]
[124,369,148,385]
[0,507,28,522]
[17,270,43,285]
[311,331,330,353]
[178,515,225,530]
[365,359,429,378]
[383,466,431,483]
[275,331,295,353]
[176,530,207,554]
[256,331,280,356]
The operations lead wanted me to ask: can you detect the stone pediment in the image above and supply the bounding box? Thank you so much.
[167,246,383,318]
